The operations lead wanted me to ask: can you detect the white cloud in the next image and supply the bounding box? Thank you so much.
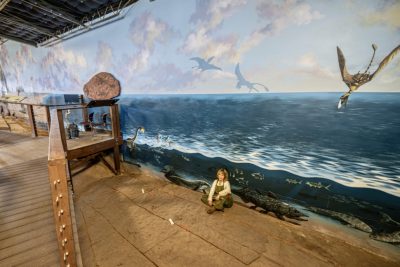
[190,0,247,32]
[237,0,323,59]
[181,0,245,62]
[373,56,400,84]
[257,0,323,33]
[95,41,114,72]
[39,45,88,92]
[129,12,176,50]
[296,53,336,78]
[123,49,151,78]
[206,69,236,80]
[124,11,177,78]
[135,63,197,93]
[361,1,400,30]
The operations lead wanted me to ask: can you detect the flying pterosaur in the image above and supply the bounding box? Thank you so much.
[190,56,222,71]
[0,65,9,96]
[337,44,400,109]
[235,63,269,93]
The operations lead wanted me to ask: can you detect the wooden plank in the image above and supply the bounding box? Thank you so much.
[0,137,64,267]
[0,216,54,241]
[57,109,68,153]
[48,109,66,160]
[0,192,49,210]
[110,104,121,174]
[66,138,122,160]
[0,235,58,266]
[45,106,51,130]
[48,160,77,267]
[47,108,77,266]
[0,220,56,249]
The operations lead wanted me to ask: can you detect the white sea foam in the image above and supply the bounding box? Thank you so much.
[127,131,400,197]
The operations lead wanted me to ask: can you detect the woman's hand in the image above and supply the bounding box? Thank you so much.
[215,195,220,200]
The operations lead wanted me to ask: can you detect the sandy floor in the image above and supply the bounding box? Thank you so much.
[72,159,400,267]
[0,115,48,136]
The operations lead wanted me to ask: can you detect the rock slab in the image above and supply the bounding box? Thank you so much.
[83,72,120,100]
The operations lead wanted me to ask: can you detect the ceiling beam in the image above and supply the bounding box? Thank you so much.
[22,0,88,29]
[3,11,55,34]
[0,0,11,11]
[0,33,37,47]
[1,12,61,39]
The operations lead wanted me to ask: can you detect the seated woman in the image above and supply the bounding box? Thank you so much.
[201,168,233,214]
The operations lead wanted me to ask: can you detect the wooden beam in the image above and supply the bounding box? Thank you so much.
[110,104,121,174]
[66,137,122,160]
[0,0,11,11]
[27,104,37,137]
[45,106,51,131]
[48,109,77,266]
[48,159,77,267]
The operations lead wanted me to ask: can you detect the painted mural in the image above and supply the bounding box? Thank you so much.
[1,0,400,243]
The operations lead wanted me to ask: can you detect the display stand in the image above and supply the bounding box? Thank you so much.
[47,99,122,266]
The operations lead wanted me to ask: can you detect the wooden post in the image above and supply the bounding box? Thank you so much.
[48,109,77,267]
[45,106,51,131]
[57,109,68,152]
[110,104,121,174]
[82,107,89,131]
[27,104,37,137]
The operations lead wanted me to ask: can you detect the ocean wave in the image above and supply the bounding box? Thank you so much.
[129,131,400,197]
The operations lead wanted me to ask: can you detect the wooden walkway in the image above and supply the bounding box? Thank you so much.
[0,132,60,266]
[0,131,31,148]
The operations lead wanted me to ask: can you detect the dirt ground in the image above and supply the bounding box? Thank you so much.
[71,159,400,267]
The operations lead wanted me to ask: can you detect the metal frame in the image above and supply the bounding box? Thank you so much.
[39,0,137,47]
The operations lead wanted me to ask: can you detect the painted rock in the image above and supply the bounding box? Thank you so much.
[83,72,121,100]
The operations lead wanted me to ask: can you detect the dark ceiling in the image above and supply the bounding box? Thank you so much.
[0,0,139,47]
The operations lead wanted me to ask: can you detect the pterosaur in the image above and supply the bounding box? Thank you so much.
[337,44,400,109]
[190,56,222,71]
[235,63,269,93]
[0,65,9,95]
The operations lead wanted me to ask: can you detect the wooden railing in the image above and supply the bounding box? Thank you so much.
[48,108,77,267]
[0,100,51,137]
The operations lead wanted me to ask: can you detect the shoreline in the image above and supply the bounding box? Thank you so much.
[143,163,400,255]
[73,159,400,266]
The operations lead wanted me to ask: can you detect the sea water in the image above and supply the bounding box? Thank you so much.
[119,92,400,232]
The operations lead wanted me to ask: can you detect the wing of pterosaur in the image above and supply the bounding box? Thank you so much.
[253,83,269,92]
[0,66,9,91]
[190,57,205,64]
[337,47,352,82]
[207,56,215,63]
[235,63,246,82]
[370,44,400,80]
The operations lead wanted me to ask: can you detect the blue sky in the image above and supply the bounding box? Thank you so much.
[1,0,399,94]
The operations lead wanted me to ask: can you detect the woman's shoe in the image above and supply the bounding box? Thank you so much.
[207,207,216,214]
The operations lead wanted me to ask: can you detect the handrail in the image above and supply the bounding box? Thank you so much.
[48,109,77,266]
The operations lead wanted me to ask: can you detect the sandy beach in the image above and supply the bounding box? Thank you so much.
[72,159,400,267]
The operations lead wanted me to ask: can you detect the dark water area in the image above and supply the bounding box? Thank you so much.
[118,93,400,234]
[124,143,400,234]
